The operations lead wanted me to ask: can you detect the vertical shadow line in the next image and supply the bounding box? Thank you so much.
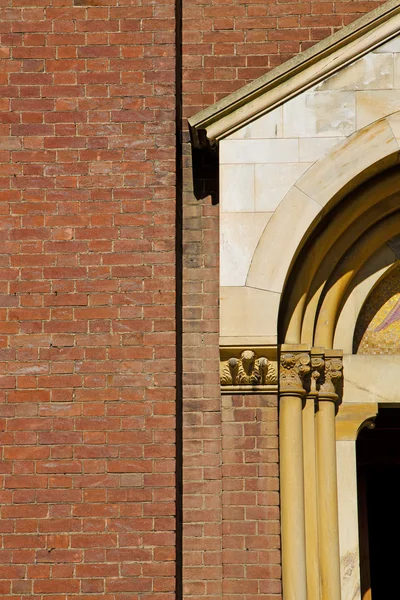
[175,0,183,595]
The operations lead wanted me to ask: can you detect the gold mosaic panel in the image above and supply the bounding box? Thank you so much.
[354,264,400,354]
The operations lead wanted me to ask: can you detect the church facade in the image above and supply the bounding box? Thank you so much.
[0,0,398,597]
[188,1,400,598]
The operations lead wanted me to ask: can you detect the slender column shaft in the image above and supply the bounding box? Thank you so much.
[302,396,320,600]
[316,398,341,600]
[280,392,307,600]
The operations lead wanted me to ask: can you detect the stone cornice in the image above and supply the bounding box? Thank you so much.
[189,0,400,148]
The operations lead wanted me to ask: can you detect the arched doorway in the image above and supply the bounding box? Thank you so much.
[351,262,400,599]
[357,407,400,600]
[190,9,400,596]
[277,165,400,600]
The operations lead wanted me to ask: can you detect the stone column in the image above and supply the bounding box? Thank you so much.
[302,351,324,600]
[316,352,343,600]
[279,348,310,600]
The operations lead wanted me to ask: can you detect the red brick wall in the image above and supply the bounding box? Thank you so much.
[221,395,280,598]
[0,0,176,597]
[0,0,388,597]
[182,0,382,116]
[180,0,384,598]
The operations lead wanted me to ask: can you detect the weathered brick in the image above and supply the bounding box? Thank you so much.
[0,0,176,593]
[0,0,387,596]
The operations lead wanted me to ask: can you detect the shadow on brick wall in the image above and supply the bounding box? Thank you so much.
[191,145,219,205]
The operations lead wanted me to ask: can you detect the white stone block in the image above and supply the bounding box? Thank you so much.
[356,90,400,128]
[247,186,320,294]
[255,163,312,212]
[227,106,283,140]
[299,137,344,162]
[283,89,356,137]
[220,212,272,287]
[219,138,298,164]
[220,285,280,341]
[344,354,400,404]
[220,163,255,212]
[393,53,400,88]
[297,118,398,207]
[316,53,393,91]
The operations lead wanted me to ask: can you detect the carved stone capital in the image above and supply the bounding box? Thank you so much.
[310,352,325,393]
[320,354,343,399]
[220,349,277,387]
[279,351,311,394]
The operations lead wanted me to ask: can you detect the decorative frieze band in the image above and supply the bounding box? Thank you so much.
[279,346,343,400]
[220,347,278,394]
[220,346,343,397]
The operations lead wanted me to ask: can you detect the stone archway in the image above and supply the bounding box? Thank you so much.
[189,4,400,598]
[277,166,400,600]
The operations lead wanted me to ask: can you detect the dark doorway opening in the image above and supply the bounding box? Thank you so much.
[357,407,400,600]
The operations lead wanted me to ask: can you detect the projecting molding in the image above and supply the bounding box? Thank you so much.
[189,0,400,147]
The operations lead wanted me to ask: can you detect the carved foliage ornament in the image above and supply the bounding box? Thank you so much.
[279,352,311,392]
[320,357,343,395]
[310,355,324,392]
[220,350,277,386]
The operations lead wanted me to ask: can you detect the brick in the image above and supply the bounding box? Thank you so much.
[0,0,386,597]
